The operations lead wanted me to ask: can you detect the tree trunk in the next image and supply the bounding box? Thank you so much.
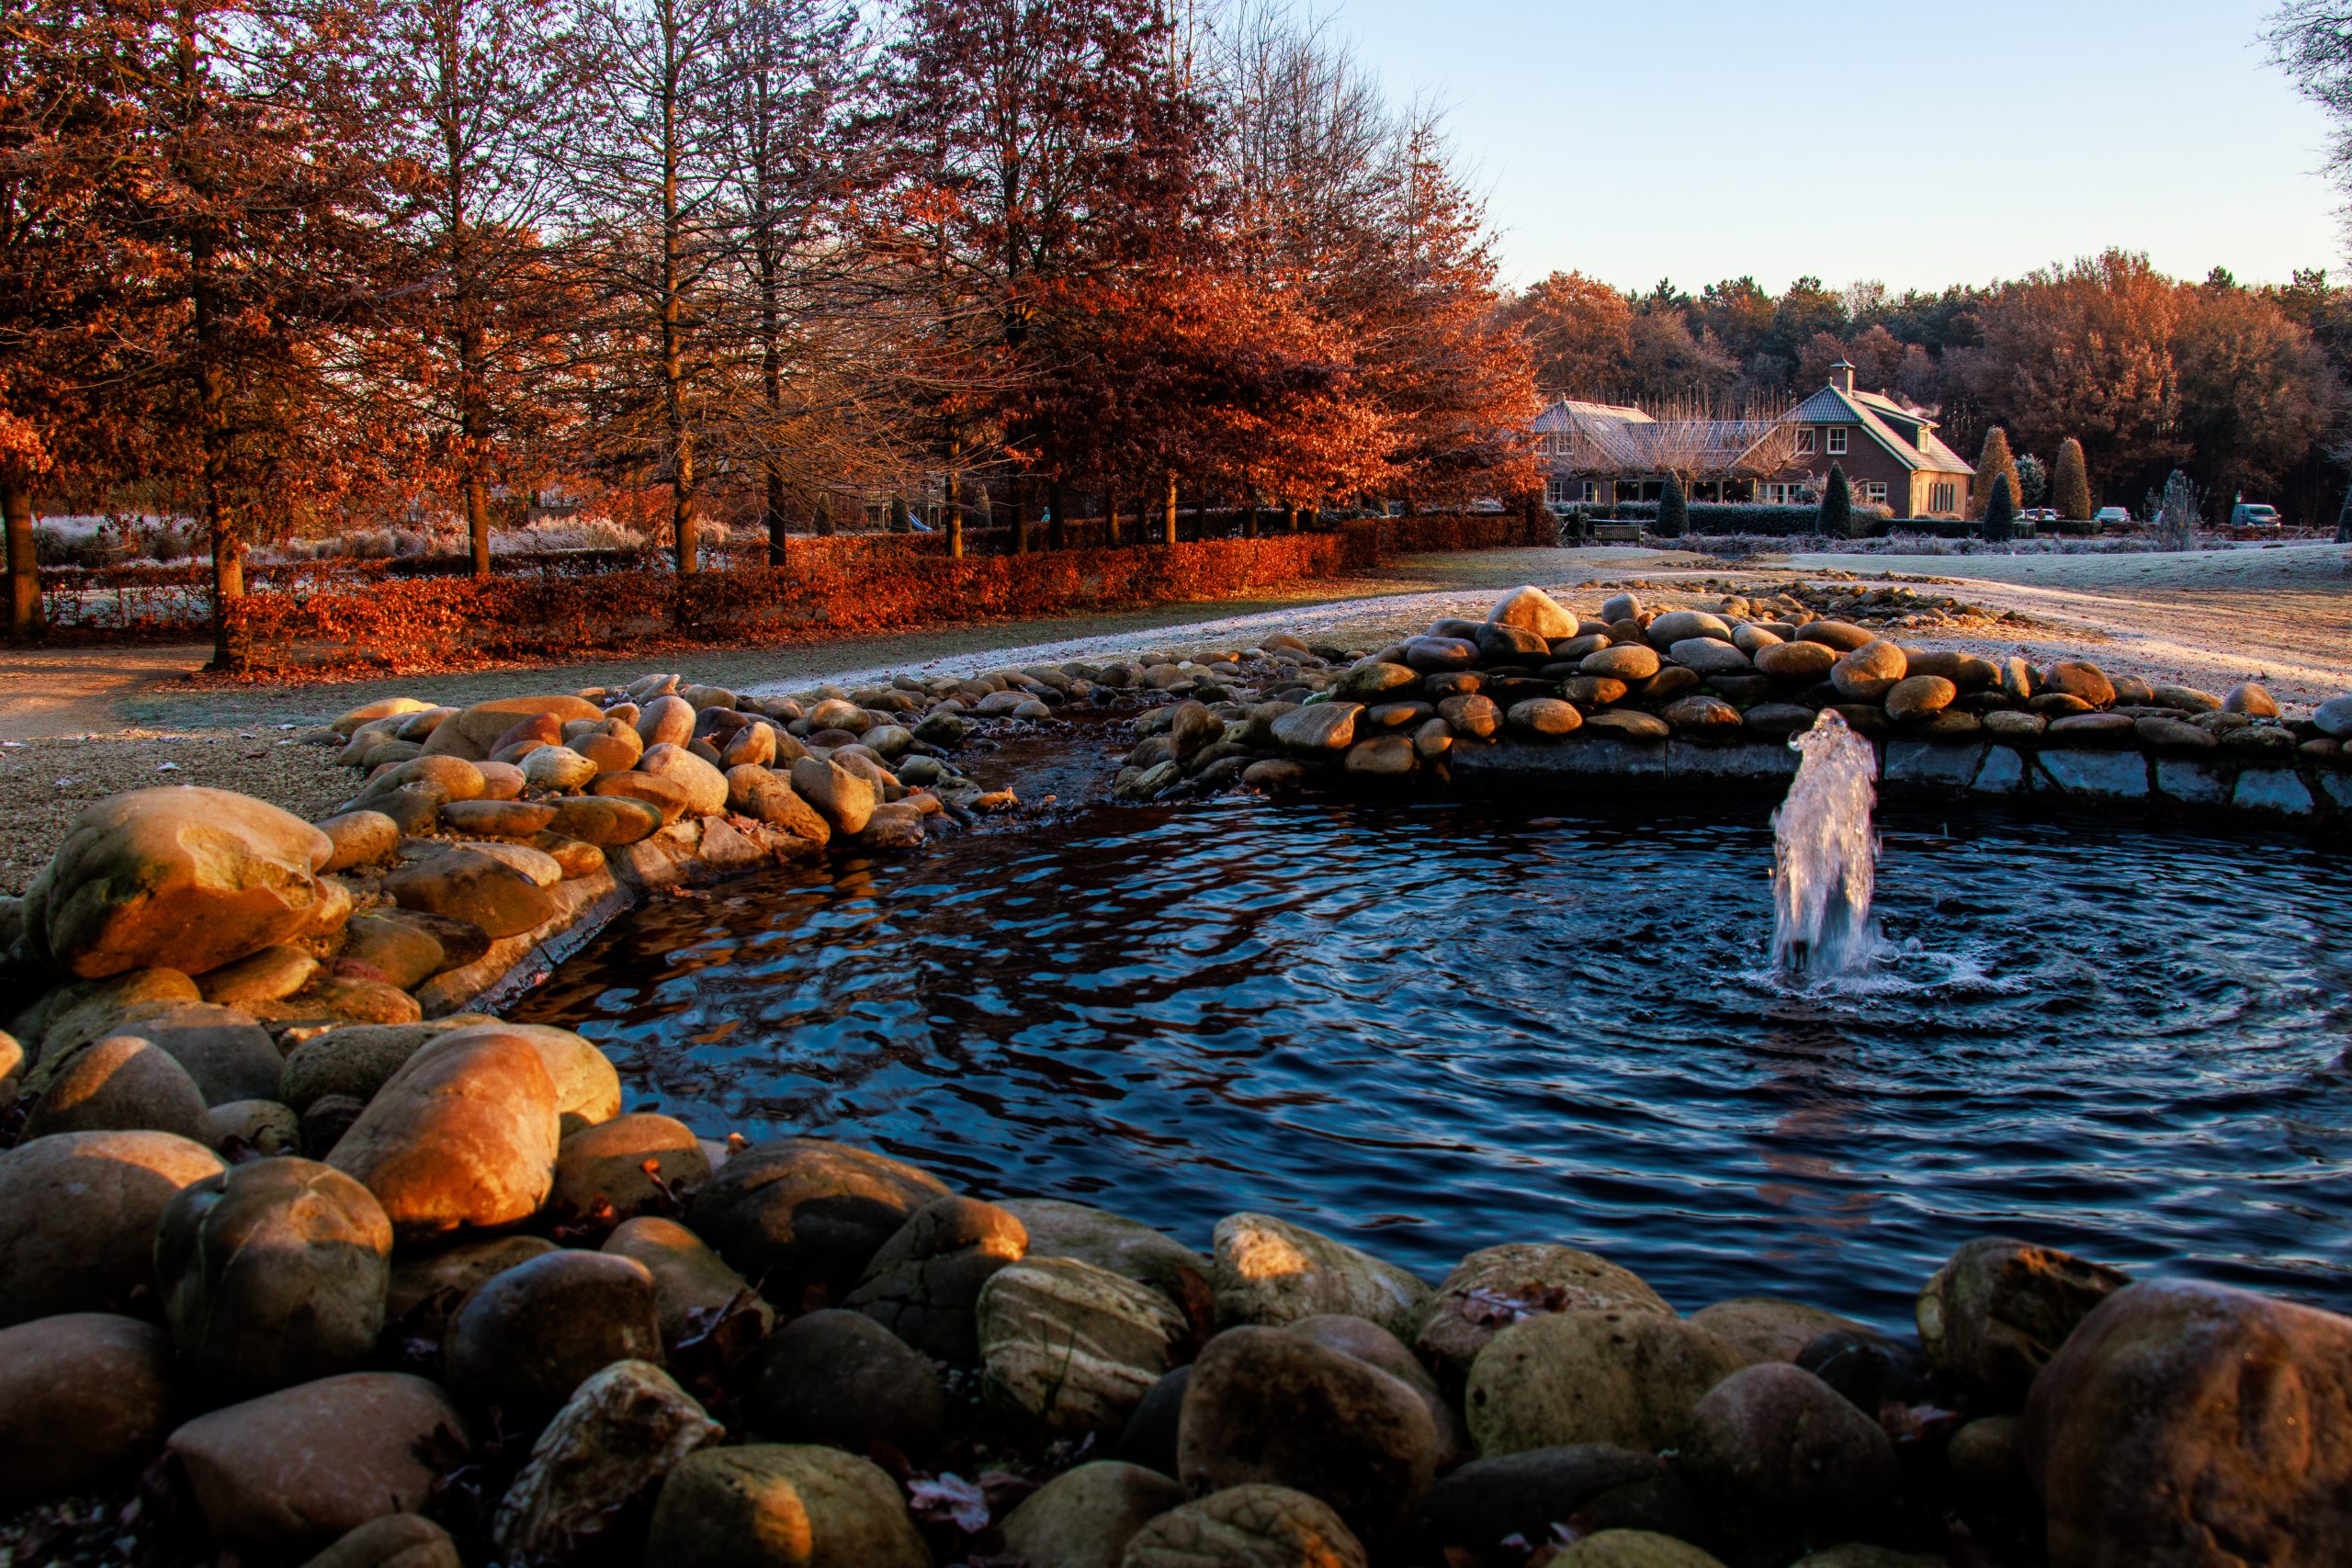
[946,463,964,559]
[205,491,245,672]
[765,466,788,566]
[1162,471,1177,547]
[813,491,834,536]
[1047,479,1069,550]
[1012,477,1029,554]
[465,473,493,578]
[1104,480,1121,548]
[1284,500,1301,535]
[3,479,41,643]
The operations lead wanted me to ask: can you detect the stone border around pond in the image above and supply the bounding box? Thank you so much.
[1444,733,2352,826]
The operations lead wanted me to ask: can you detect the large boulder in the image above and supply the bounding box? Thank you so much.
[1679,1363,1899,1540]
[1464,1310,1745,1456]
[421,695,603,761]
[383,847,557,940]
[0,1129,224,1325]
[1212,1213,1430,1337]
[605,1215,775,1352]
[26,788,334,979]
[790,756,877,835]
[1917,1236,2129,1404]
[1118,1484,1367,1568]
[442,1248,664,1423]
[639,742,730,818]
[842,1194,1029,1361]
[645,1444,932,1568]
[301,1515,461,1568]
[1685,1297,1871,1366]
[155,1156,393,1394]
[1419,1445,1702,1559]
[1001,1198,1212,1320]
[1001,1461,1185,1568]
[553,1111,711,1223]
[492,1359,724,1564]
[1414,1244,1672,1387]
[685,1138,950,1312]
[1487,586,1577,640]
[750,1308,947,1458]
[165,1372,470,1556]
[0,1313,179,1505]
[978,1256,1190,1433]
[22,1032,209,1140]
[1177,1325,1439,1548]
[326,1026,562,1241]
[2024,1280,2352,1567]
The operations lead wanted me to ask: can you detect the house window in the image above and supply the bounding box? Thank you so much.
[1826,429,1849,455]
[1544,476,1570,505]
[1795,428,1815,456]
[1931,481,1955,513]
[1861,481,1888,508]
[1580,479,1601,503]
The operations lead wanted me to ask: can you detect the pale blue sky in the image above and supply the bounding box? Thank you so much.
[1330,0,2344,294]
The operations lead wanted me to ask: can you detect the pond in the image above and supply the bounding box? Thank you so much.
[512,736,2352,1328]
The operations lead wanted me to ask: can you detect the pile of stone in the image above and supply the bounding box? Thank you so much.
[1,1071,2342,1568]
[1112,585,2352,818]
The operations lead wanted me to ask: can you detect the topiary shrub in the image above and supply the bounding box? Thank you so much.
[1981,473,2016,542]
[1818,463,1854,539]
[2052,437,2093,521]
[1655,473,1689,538]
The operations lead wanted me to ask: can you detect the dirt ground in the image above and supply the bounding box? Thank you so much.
[3,541,2346,895]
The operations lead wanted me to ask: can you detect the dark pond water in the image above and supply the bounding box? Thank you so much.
[513,737,2352,1328]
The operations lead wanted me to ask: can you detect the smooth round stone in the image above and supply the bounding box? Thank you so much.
[1403,637,1477,673]
[1744,703,1825,737]
[1364,700,1434,730]
[1681,1363,1900,1534]
[24,1033,210,1141]
[1343,736,1416,776]
[0,1313,179,1505]
[1562,676,1629,708]
[2048,712,2138,744]
[1121,1485,1368,1568]
[2313,694,2352,738]
[442,797,558,839]
[646,1446,931,1568]
[751,1309,946,1456]
[1509,698,1584,737]
[2136,716,2219,750]
[2044,660,2117,707]
[1795,620,1873,652]
[1660,695,1740,732]
[443,1250,664,1423]
[197,944,319,1009]
[1983,710,2047,738]
[1645,610,1732,649]
[315,810,401,874]
[1581,644,1661,682]
[0,1130,225,1325]
[2224,681,2280,717]
[1755,641,1837,682]
[1884,675,1957,724]
[1464,1310,1746,1455]
[1552,633,1611,662]
[204,1098,301,1156]
[1668,638,1749,676]
[1487,585,1577,639]
[1582,711,1670,740]
[635,694,697,748]
[1830,640,1906,702]
[521,746,598,793]
[156,1157,393,1394]
[589,769,691,823]
[1438,694,1502,739]
[1599,592,1642,622]
[552,1113,712,1223]
[475,760,527,800]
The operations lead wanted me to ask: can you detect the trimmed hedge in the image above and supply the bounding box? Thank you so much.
[1608,502,1839,536]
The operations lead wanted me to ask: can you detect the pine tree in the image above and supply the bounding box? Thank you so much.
[2052,437,2093,521]
[1982,473,2016,541]
[1971,426,2020,522]
[1818,463,1853,539]
[1656,471,1688,537]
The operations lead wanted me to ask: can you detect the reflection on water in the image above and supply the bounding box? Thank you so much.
[513,756,2352,1327]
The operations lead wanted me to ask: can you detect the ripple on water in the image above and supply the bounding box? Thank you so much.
[512,773,2352,1328]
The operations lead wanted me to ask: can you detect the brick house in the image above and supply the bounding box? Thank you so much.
[1534,363,1973,519]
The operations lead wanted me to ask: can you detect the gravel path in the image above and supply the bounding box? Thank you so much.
[3,540,2346,896]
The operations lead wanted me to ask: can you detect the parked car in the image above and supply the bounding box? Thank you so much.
[2231,502,2282,528]
[2093,506,2132,528]
[2020,508,2059,524]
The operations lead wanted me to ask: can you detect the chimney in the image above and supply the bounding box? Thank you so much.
[1829,360,1856,395]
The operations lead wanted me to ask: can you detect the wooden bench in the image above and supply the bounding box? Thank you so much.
[1590,523,1644,544]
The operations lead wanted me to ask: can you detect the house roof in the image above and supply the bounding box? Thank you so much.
[1535,399,1784,477]
[1789,386,1974,476]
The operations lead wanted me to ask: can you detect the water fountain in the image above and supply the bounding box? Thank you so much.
[1770,708,1881,976]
